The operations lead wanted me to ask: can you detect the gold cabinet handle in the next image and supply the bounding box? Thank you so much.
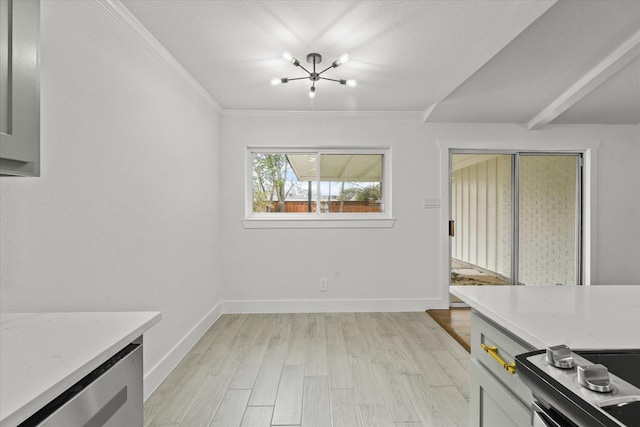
[481,343,517,374]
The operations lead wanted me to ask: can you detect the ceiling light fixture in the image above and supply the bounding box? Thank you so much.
[271,51,357,98]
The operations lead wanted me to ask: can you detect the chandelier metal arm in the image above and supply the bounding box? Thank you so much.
[285,77,309,81]
[297,64,313,75]
[317,65,336,76]
[319,77,343,83]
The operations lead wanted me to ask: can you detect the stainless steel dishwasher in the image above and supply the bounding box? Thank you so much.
[18,343,143,427]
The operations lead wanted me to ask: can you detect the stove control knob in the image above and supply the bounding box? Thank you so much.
[545,344,575,369]
[577,364,613,393]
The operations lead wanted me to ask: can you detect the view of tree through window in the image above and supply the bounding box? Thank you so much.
[251,151,385,214]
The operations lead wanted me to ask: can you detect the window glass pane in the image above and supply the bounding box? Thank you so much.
[319,154,383,213]
[518,155,578,285]
[252,153,316,213]
[450,154,512,302]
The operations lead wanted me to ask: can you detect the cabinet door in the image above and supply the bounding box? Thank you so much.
[470,359,532,427]
[471,312,534,405]
[0,0,40,176]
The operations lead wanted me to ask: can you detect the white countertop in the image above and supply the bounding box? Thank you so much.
[0,311,161,427]
[450,285,640,350]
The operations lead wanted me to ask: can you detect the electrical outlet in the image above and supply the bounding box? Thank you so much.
[319,278,328,292]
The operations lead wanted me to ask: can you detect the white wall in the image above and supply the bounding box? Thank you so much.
[221,119,640,313]
[0,1,222,397]
[220,115,443,311]
[595,131,640,284]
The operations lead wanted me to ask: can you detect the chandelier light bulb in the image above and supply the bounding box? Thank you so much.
[332,53,350,68]
[283,51,299,66]
[346,79,357,87]
[309,86,316,99]
[270,77,282,86]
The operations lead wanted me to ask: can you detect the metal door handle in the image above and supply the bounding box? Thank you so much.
[481,343,516,374]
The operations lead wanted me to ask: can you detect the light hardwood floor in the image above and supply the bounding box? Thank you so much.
[144,312,470,427]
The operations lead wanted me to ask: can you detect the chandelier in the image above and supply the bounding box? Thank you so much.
[270,51,357,98]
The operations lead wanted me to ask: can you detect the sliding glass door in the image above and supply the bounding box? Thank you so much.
[517,154,581,286]
[450,154,513,289]
[450,152,582,302]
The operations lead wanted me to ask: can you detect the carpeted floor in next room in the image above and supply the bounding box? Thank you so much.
[426,308,471,353]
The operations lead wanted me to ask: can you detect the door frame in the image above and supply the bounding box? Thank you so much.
[437,139,599,309]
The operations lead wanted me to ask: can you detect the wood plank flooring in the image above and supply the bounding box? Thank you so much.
[144,312,470,427]
[426,308,471,353]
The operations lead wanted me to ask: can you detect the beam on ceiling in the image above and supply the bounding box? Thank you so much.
[527,28,640,130]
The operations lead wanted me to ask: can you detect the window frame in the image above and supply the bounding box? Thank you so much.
[243,147,395,229]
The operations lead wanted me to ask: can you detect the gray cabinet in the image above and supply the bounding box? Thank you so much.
[469,311,535,426]
[0,0,40,176]
[470,359,532,427]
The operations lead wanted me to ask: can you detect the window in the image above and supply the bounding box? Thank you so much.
[244,148,394,228]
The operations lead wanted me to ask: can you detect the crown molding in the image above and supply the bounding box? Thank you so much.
[96,0,222,114]
[221,110,424,120]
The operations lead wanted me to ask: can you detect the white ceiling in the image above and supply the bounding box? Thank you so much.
[120,0,640,126]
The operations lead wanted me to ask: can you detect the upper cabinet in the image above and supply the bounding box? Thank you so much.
[0,0,40,177]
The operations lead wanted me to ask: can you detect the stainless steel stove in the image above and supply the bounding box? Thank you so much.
[516,345,640,427]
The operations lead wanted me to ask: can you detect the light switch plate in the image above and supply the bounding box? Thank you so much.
[423,198,441,209]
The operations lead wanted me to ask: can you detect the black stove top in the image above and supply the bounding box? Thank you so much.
[516,347,640,427]
[577,351,640,389]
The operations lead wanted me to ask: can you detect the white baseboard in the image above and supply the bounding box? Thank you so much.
[143,301,223,400]
[221,298,444,313]
[142,297,445,399]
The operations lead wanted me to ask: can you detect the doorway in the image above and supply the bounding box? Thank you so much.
[449,152,582,304]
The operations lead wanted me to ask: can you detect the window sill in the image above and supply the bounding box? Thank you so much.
[241,217,396,229]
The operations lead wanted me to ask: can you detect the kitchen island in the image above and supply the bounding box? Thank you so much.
[450,285,640,426]
[0,311,161,426]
